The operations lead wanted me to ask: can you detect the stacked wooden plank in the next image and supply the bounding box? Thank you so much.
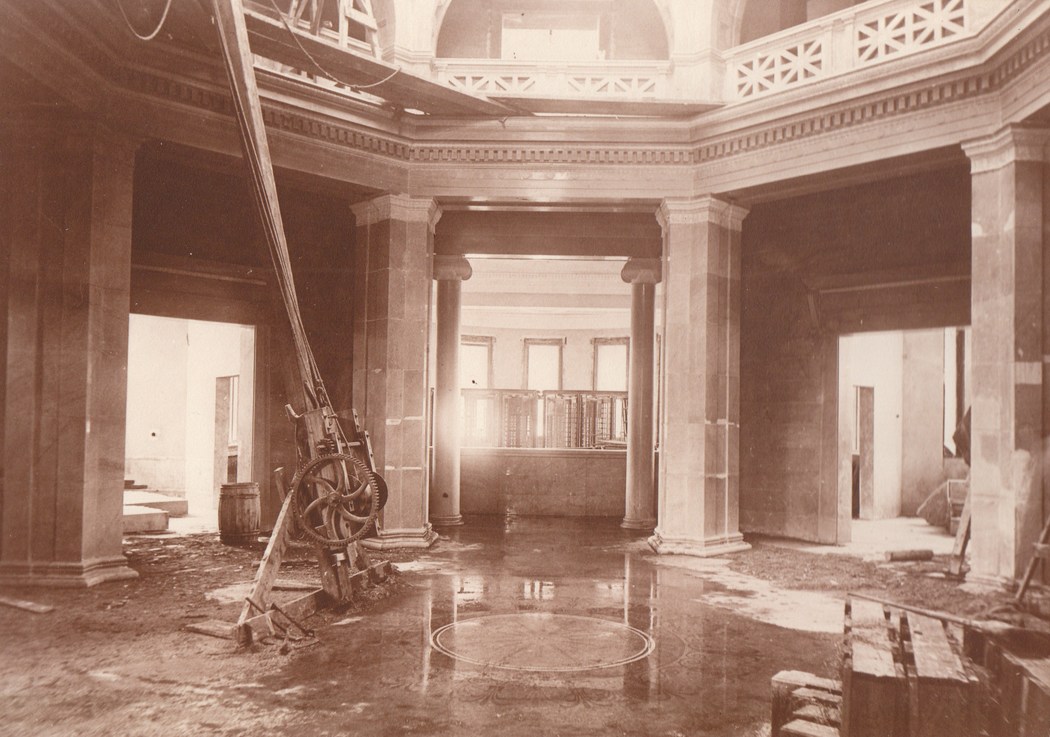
[772,599,978,737]
[842,598,909,737]
[902,612,978,736]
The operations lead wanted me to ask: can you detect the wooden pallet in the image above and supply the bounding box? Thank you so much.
[772,671,842,737]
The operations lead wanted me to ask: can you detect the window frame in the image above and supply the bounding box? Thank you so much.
[522,337,565,391]
[460,334,495,390]
[591,336,630,392]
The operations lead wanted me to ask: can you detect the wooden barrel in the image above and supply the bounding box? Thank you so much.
[218,482,260,545]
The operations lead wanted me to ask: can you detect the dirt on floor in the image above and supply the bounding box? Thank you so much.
[730,535,1050,627]
[1,526,1048,737]
[1,527,1041,648]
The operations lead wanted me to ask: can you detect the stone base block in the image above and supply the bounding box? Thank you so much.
[362,525,440,550]
[647,531,751,557]
[430,514,464,527]
[622,516,656,531]
[123,505,169,533]
[124,490,188,517]
[0,556,139,588]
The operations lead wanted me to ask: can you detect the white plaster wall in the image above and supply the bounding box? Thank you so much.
[125,316,255,516]
[842,331,904,519]
[184,320,255,512]
[900,329,947,515]
[125,315,189,495]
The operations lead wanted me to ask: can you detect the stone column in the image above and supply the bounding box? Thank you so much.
[621,257,661,530]
[431,255,472,526]
[351,194,440,549]
[649,197,751,557]
[963,126,1049,583]
[0,115,140,586]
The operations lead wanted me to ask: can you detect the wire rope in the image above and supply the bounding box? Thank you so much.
[263,0,400,92]
[114,0,174,42]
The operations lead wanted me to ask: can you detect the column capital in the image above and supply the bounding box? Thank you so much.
[621,257,662,285]
[962,125,1050,174]
[432,254,472,281]
[657,196,749,233]
[351,194,442,230]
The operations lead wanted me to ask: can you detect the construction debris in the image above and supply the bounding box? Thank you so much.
[0,594,53,614]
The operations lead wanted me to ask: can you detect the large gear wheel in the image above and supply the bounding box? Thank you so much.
[290,453,380,547]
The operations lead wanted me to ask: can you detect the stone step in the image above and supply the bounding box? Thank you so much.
[780,719,839,737]
[124,490,188,516]
[123,505,169,534]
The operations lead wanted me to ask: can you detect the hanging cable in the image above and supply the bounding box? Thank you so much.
[212,0,327,409]
[114,0,174,42]
[263,0,400,91]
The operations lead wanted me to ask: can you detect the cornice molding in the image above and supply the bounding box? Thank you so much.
[407,144,696,165]
[962,124,1050,172]
[21,0,1050,179]
[351,194,441,228]
[657,197,749,231]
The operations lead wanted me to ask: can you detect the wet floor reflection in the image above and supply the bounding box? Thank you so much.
[255,517,838,736]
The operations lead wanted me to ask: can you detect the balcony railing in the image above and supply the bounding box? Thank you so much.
[726,0,971,100]
[432,59,672,103]
[248,0,978,108]
[462,388,627,450]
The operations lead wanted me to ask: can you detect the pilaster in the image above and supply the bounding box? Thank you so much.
[351,194,441,549]
[0,114,140,586]
[649,196,751,557]
[962,125,1050,583]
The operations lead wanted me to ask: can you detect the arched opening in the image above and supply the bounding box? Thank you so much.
[738,0,867,44]
[435,0,669,60]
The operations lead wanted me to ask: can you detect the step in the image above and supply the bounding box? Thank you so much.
[124,479,147,490]
[780,719,839,737]
[122,505,169,534]
[123,490,188,517]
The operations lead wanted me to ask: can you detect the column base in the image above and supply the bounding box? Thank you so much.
[0,556,139,588]
[622,517,656,531]
[962,571,1013,593]
[647,531,751,557]
[431,514,464,527]
[362,525,440,550]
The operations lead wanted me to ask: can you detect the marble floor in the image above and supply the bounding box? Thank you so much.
[255,516,840,736]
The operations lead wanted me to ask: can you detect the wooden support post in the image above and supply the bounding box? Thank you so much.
[948,492,972,578]
[236,491,295,644]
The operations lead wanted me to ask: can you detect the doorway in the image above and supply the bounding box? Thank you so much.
[838,327,970,546]
[124,314,256,529]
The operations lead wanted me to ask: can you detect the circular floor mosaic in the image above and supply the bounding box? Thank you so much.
[430,613,655,672]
